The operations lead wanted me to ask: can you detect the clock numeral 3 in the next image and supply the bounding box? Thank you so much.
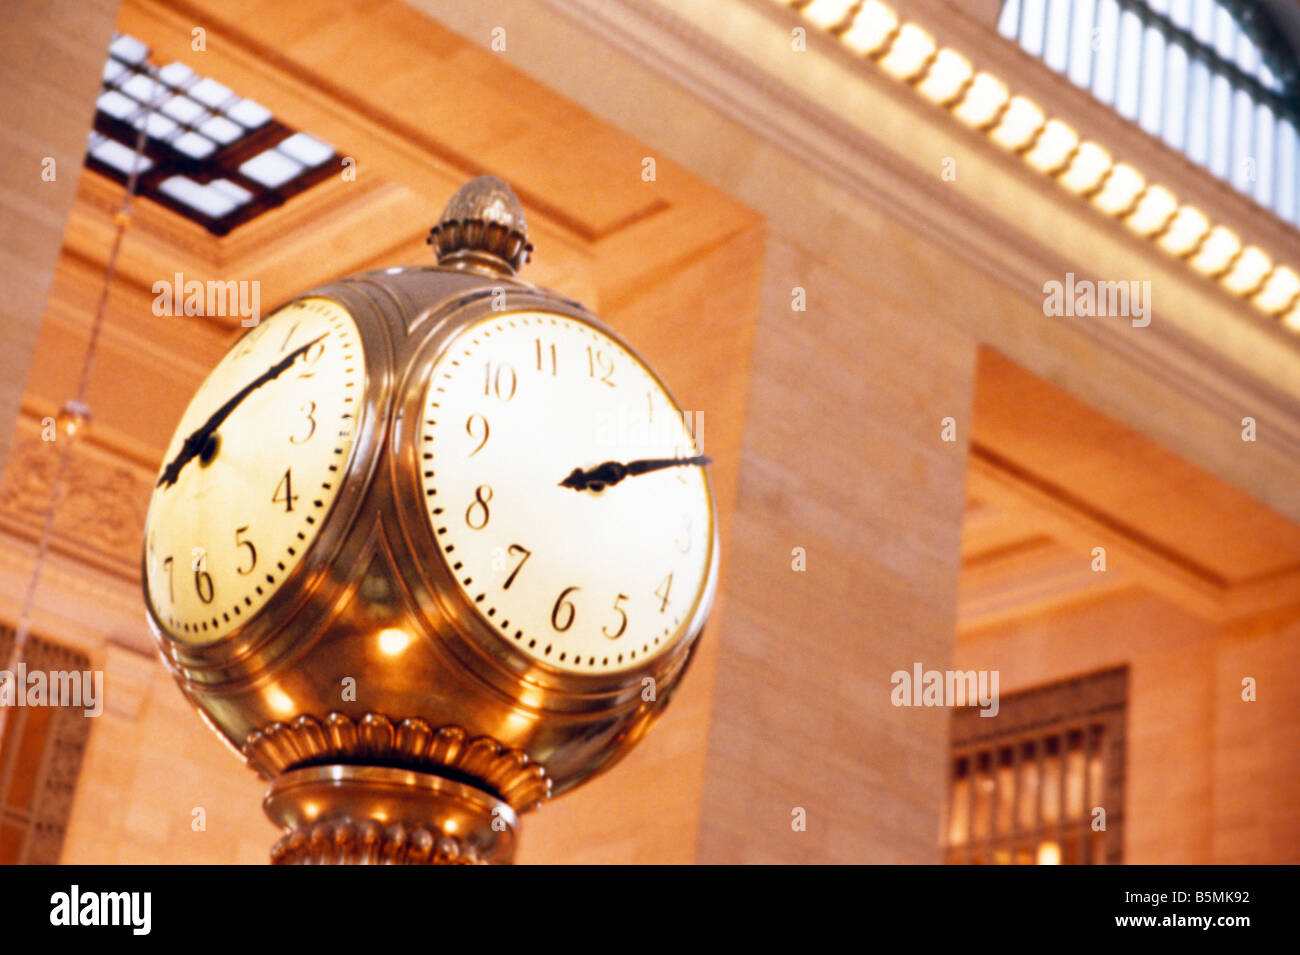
[551,586,580,632]
[290,401,317,444]
[235,525,257,575]
[483,362,517,401]
[675,515,692,554]
[465,485,493,530]
[603,593,630,640]
[273,468,299,512]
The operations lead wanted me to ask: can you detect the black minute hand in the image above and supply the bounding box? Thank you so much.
[559,455,711,492]
[156,333,328,489]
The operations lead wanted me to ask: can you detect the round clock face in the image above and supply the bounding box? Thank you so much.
[419,310,714,675]
[144,298,365,645]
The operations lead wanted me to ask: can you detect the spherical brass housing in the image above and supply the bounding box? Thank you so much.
[143,258,718,861]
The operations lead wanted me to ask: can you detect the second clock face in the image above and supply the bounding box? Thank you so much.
[419,310,714,675]
[144,298,365,645]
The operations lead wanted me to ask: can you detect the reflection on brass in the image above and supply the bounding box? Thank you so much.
[264,764,516,865]
[243,712,550,811]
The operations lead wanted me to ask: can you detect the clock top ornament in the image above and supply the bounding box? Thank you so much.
[142,175,718,864]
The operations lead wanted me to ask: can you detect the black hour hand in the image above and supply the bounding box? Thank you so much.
[560,455,711,492]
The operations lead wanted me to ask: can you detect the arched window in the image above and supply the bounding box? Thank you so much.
[999,0,1299,228]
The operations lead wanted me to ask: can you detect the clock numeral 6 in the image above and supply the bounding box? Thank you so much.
[235,525,257,575]
[465,485,493,530]
[602,593,630,640]
[551,586,580,633]
[194,566,215,604]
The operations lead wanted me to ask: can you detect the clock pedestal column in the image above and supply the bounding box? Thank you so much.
[263,765,517,865]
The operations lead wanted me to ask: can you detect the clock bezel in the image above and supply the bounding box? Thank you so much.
[390,290,718,698]
[143,293,386,680]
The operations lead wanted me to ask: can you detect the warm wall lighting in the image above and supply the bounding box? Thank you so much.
[879,23,936,81]
[378,627,411,656]
[775,0,1300,335]
[1058,141,1112,194]
[990,95,1045,151]
[1091,163,1145,216]
[953,72,1009,128]
[1024,119,1078,173]
[1189,226,1242,276]
[802,0,855,29]
[1221,246,1272,296]
[842,1,898,56]
[917,48,973,105]
[1157,205,1211,256]
[1036,841,1062,865]
[1124,185,1178,236]
[1252,266,1300,315]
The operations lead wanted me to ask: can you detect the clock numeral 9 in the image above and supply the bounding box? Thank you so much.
[551,586,580,633]
[466,414,490,457]
[465,485,493,530]
[586,346,616,387]
[602,594,630,640]
[483,362,517,401]
[236,525,257,575]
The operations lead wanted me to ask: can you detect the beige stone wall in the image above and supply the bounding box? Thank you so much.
[694,234,978,863]
[61,647,275,864]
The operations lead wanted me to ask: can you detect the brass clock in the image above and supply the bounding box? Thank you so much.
[142,176,717,864]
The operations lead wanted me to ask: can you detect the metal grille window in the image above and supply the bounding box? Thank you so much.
[999,0,1300,228]
[944,666,1127,864]
[86,33,339,236]
[0,627,94,864]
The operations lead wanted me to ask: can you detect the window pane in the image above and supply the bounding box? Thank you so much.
[1067,0,1097,88]
[1230,88,1254,191]
[1021,0,1048,57]
[996,747,1016,835]
[1041,737,1061,825]
[1092,0,1121,105]
[1186,58,1213,164]
[1139,25,1166,135]
[1275,119,1297,224]
[1043,0,1071,73]
[949,758,970,845]
[1162,42,1189,149]
[1114,9,1144,120]
[998,0,1022,40]
[1066,730,1086,818]
[972,751,994,840]
[1209,74,1233,176]
[1019,742,1040,830]
[1253,102,1275,207]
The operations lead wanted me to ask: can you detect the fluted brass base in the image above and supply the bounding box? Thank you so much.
[263,764,518,864]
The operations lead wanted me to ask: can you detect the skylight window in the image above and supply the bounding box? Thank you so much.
[998,0,1300,229]
[85,31,341,235]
